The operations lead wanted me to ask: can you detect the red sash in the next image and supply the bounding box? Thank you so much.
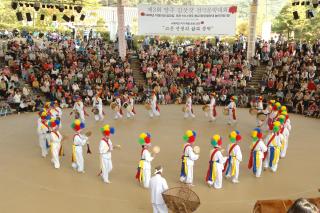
[213,105,217,117]
[263,134,276,160]
[248,140,260,169]
[223,144,237,172]
[41,121,49,130]
[232,108,236,120]
[181,144,191,159]
[205,148,219,181]
[156,104,160,112]
[102,138,110,149]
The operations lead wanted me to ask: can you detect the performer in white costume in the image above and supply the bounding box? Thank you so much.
[99,124,117,183]
[263,121,283,173]
[48,118,63,169]
[136,132,154,188]
[150,166,169,213]
[224,131,242,184]
[71,119,91,173]
[124,93,136,119]
[114,93,123,120]
[206,134,227,189]
[248,128,267,178]
[37,110,51,157]
[149,92,160,118]
[225,96,237,125]
[184,93,195,118]
[208,92,217,121]
[92,94,104,121]
[73,96,86,122]
[180,130,199,185]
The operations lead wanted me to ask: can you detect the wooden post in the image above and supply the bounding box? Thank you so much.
[247,0,258,62]
[117,0,126,60]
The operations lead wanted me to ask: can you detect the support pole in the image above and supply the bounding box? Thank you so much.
[247,0,258,61]
[117,0,126,60]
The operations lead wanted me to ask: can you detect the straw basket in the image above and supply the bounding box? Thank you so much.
[162,186,200,213]
[202,105,209,112]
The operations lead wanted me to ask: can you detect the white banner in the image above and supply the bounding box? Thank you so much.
[138,4,237,36]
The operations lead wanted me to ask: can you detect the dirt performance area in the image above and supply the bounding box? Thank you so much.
[0,105,319,213]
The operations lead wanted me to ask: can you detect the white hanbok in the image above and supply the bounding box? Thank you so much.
[114,97,123,119]
[207,149,227,189]
[184,97,195,118]
[150,174,169,213]
[37,118,50,157]
[263,133,282,172]
[50,131,62,169]
[141,149,154,188]
[72,133,88,172]
[180,144,199,184]
[93,97,104,121]
[149,95,160,117]
[73,101,85,122]
[227,101,237,124]
[225,144,242,183]
[99,137,113,183]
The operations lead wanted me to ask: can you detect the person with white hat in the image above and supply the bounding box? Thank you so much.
[184,93,195,118]
[208,92,217,122]
[72,96,86,122]
[92,93,104,121]
[225,96,237,125]
[114,92,123,120]
[150,166,169,213]
[149,92,160,118]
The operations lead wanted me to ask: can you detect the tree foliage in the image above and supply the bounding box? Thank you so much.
[272,3,320,40]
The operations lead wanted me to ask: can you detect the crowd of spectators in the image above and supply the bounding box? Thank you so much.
[0,31,141,114]
[256,38,320,118]
[0,31,319,118]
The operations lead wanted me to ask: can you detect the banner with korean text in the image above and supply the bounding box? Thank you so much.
[138,4,237,36]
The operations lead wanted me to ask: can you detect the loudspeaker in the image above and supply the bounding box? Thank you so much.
[40,14,45,21]
[62,14,70,22]
[293,11,299,19]
[80,14,85,21]
[16,12,23,21]
[34,2,40,11]
[53,15,57,21]
[11,2,18,9]
[70,15,75,22]
[306,9,315,18]
[26,13,32,22]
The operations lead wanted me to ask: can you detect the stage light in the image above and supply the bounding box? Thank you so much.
[25,3,29,7]
[80,14,85,21]
[293,11,299,19]
[16,12,23,21]
[62,14,70,22]
[26,13,32,22]
[75,6,82,13]
[34,2,40,11]
[19,3,24,7]
[59,6,64,12]
[69,6,73,10]
[42,4,46,8]
[40,14,45,21]
[11,2,18,9]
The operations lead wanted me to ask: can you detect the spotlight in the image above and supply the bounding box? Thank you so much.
[306,9,315,18]
[11,2,18,9]
[64,6,68,9]
[293,11,299,19]
[19,3,23,7]
[50,5,54,9]
[25,3,29,7]
[53,15,57,21]
[26,13,32,22]
[34,2,40,11]
[75,6,82,13]
[40,14,45,21]
[16,12,23,21]
[42,4,46,8]
[62,14,70,22]
[69,6,73,10]
[58,6,64,12]
[46,4,51,8]
[80,14,85,21]
[55,5,59,9]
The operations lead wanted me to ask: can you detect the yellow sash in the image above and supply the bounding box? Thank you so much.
[256,151,261,168]
[72,145,76,163]
[183,156,188,175]
[211,161,217,181]
[138,160,144,182]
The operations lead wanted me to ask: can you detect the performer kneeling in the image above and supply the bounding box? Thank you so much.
[224,131,242,184]
[180,130,199,186]
[136,133,154,188]
[248,128,267,178]
[206,134,226,189]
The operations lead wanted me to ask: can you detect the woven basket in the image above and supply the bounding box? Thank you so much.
[162,186,200,213]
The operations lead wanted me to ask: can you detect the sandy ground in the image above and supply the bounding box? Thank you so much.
[0,105,319,213]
